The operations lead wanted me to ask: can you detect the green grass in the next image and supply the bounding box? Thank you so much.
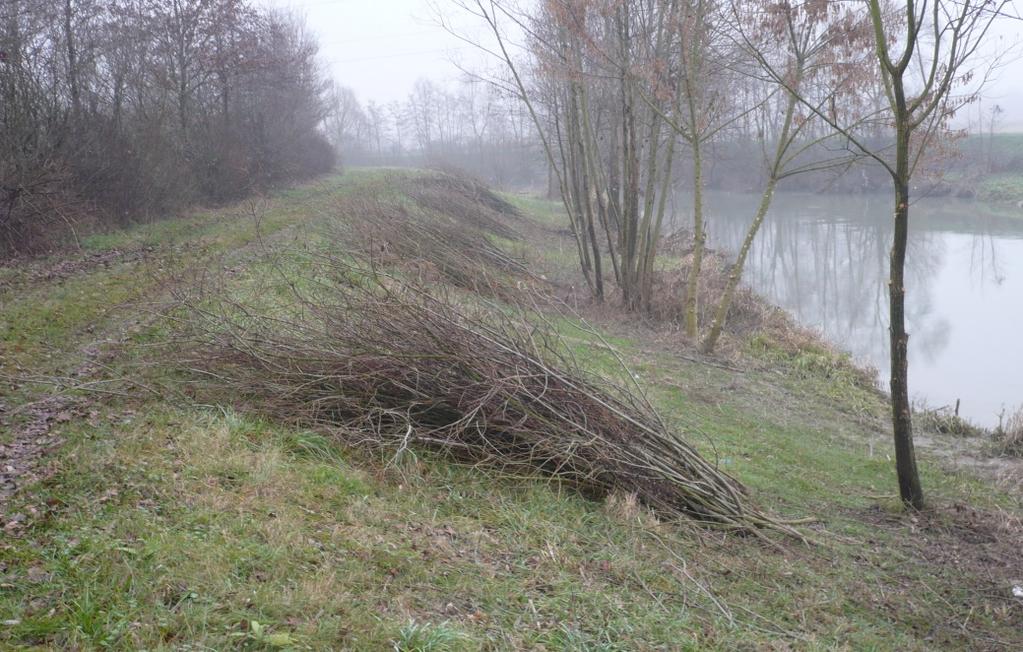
[976,172,1023,204]
[2,169,1021,650]
[503,194,567,229]
[951,133,1023,206]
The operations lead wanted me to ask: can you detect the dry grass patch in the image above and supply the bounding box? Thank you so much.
[330,171,538,299]
[994,406,1023,456]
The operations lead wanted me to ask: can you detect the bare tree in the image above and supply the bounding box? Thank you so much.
[752,0,1011,508]
[699,0,878,353]
[454,0,682,309]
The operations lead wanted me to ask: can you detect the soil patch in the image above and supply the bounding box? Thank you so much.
[848,502,1023,649]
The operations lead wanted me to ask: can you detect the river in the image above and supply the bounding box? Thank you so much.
[670,190,1023,428]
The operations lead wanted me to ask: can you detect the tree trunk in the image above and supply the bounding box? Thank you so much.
[641,129,677,314]
[684,136,705,338]
[63,0,81,121]
[566,82,603,302]
[700,175,775,352]
[578,85,620,285]
[890,132,924,509]
[700,66,801,353]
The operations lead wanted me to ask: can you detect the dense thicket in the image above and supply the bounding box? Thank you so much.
[0,0,334,256]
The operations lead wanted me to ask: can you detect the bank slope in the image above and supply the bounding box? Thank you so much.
[1,169,1021,650]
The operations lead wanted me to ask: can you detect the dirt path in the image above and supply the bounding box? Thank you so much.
[1,395,75,519]
[1,337,115,524]
[0,187,330,520]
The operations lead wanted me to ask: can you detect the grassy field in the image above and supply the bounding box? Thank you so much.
[1,169,1021,650]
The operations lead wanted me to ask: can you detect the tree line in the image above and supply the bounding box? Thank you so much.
[1,0,335,256]
[327,78,544,189]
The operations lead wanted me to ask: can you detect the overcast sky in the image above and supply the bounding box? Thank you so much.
[268,0,482,107]
[271,0,1023,131]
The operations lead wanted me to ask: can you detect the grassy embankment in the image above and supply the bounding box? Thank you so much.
[1,169,1021,650]
[948,133,1023,207]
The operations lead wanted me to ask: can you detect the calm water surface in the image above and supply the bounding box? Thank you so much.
[672,191,1023,427]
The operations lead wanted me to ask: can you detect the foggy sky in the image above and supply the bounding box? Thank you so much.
[272,0,1023,131]
[270,0,483,107]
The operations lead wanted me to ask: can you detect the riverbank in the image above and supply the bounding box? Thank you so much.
[920,172,1023,210]
[672,185,1023,428]
[2,169,1021,649]
[950,133,1023,207]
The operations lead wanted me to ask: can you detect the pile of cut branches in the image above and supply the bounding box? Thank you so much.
[333,175,537,297]
[182,256,798,536]
[409,169,523,229]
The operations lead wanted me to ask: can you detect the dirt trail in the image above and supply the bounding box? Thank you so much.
[1,337,114,523]
[1,247,171,523]
[1,396,75,517]
[0,198,318,520]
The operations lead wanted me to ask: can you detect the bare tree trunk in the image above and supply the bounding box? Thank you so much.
[552,100,594,293]
[569,83,604,301]
[679,0,706,339]
[701,66,800,353]
[684,135,705,338]
[890,122,924,509]
[564,95,594,291]
[578,84,620,285]
[641,127,677,314]
[700,174,775,352]
[63,0,81,121]
[607,114,621,233]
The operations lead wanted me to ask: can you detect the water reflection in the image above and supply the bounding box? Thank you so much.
[670,191,1023,427]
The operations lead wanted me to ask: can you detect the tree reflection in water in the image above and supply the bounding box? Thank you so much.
[670,190,1023,427]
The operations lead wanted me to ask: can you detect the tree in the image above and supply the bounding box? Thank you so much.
[864,0,1009,508]
[327,84,369,161]
[698,0,878,353]
[455,0,682,310]
[756,0,1011,508]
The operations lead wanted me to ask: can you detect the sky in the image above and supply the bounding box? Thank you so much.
[268,0,487,107]
[270,0,1023,131]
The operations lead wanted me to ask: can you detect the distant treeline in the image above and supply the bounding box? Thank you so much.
[326,78,877,196]
[325,79,546,191]
[1,0,334,256]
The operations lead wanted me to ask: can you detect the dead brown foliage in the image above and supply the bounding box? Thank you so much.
[651,250,773,338]
[646,235,878,390]
[407,171,523,236]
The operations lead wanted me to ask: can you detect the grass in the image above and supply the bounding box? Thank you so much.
[2,169,1021,650]
[976,173,1023,204]
[950,133,1023,207]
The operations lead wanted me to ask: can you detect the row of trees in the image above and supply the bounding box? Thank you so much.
[1,0,335,255]
[461,0,1009,509]
[466,0,884,334]
[326,78,544,188]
